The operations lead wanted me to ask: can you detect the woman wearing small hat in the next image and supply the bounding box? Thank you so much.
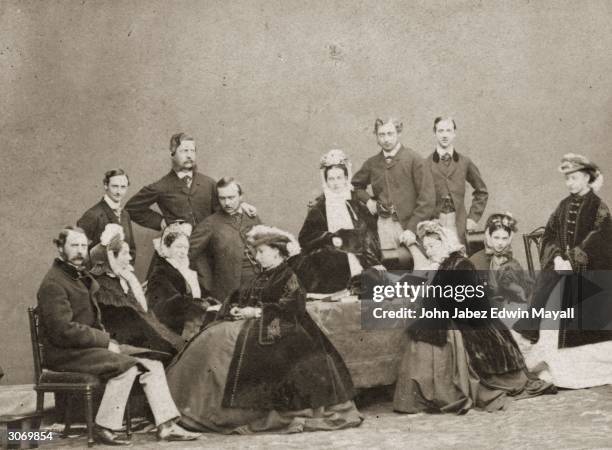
[514,153,612,388]
[165,224,362,434]
[297,149,385,293]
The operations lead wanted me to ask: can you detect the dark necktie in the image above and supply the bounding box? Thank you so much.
[440,153,452,166]
[183,175,192,189]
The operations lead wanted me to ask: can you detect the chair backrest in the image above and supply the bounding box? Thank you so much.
[466,230,485,257]
[522,226,546,277]
[27,307,43,384]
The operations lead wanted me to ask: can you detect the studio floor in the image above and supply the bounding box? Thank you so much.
[35,385,612,449]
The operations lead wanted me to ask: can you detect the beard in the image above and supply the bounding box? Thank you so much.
[68,255,86,267]
[175,160,195,172]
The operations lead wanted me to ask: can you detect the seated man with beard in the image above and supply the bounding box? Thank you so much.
[37,227,200,445]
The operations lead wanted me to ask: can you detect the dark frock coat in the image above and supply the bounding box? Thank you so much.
[217,262,355,411]
[146,256,207,336]
[189,211,261,301]
[296,192,382,293]
[36,259,138,380]
[94,273,185,360]
[423,151,488,244]
[125,170,218,231]
[77,199,137,262]
[351,145,436,232]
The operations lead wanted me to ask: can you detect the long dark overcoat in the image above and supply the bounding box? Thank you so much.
[189,211,261,301]
[125,170,217,230]
[77,199,137,261]
[37,259,138,380]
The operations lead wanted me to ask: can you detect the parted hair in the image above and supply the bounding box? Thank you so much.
[103,168,129,186]
[323,164,348,180]
[433,117,457,132]
[485,213,518,235]
[53,226,87,248]
[162,231,188,249]
[169,132,195,155]
[373,117,403,134]
[216,176,243,195]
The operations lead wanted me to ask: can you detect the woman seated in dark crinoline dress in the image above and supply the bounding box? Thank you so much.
[296,149,385,294]
[146,221,211,340]
[90,224,186,365]
[393,220,555,414]
[166,225,362,434]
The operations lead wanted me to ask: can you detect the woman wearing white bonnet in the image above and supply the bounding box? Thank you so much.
[297,149,385,293]
[89,223,201,441]
[146,220,213,339]
[90,223,186,362]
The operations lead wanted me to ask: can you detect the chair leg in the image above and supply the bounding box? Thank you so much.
[31,391,44,431]
[62,395,72,438]
[0,422,8,450]
[84,390,95,448]
[35,391,45,413]
[125,398,132,439]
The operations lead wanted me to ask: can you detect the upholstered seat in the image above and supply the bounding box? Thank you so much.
[38,370,102,386]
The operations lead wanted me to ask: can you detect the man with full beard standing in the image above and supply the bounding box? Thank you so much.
[125,132,256,276]
[125,132,217,231]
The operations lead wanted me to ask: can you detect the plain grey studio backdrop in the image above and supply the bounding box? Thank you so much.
[1,0,611,384]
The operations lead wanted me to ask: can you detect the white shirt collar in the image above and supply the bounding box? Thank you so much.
[382,143,401,158]
[436,145,455,157]
[174,170,194,179]
[104,194,121,211]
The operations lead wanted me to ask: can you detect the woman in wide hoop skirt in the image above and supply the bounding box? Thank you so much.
[166,225,362,434]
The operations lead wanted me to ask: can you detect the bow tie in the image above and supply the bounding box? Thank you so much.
[485,246,513,259]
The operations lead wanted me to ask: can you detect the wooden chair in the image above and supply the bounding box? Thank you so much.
[381,247,413,270]
[28,307,131,447]
[522,226,546,277]
[465,230,485,257]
